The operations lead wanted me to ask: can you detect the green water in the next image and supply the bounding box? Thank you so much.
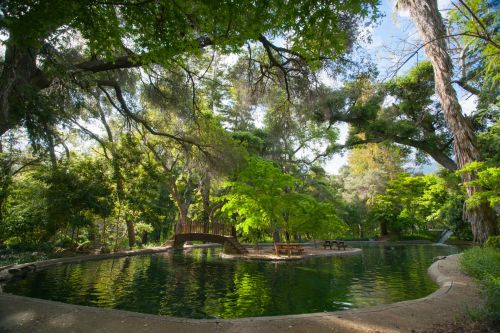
[2,243,462,319]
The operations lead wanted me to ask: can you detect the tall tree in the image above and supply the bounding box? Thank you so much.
[0,0,379,137]
[74,94,137,248]
[318,64,458,171]
[338,141,406,236]
[396,0,497,242]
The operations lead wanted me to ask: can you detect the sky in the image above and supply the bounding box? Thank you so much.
[321,0,475,175]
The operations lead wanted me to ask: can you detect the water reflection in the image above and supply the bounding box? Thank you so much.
[3,244,461,319]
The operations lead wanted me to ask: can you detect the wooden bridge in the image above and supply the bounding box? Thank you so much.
[170,221,248,254]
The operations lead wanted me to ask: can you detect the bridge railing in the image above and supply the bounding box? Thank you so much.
[175,221,235,237]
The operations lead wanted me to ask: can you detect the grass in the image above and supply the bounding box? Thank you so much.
[459,246,500,325]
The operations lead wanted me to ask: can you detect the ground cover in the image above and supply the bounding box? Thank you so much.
[459,240,500,327]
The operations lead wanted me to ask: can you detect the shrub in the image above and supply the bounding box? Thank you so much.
[484,236,500,250]
[460,247,500,324]
[4,236,23,247]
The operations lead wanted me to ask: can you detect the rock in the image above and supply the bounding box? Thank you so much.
[20,264,35,272]
[76,243,92,253]
[53,247,68,253]
[93,246,110,255]
[7,267,20,274]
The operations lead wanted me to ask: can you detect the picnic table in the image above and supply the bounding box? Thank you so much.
[274,243,305,256]
[322,240,347,250]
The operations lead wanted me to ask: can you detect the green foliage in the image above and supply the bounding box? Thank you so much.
[322,62,455,171]
[135,222,154,235]
[485,236,500,250]
[220,157,346,241]
[477,120,500,165]
[460,247,500,323]
[0,158,113,244]
[369,172,466,235]
[449,0,500,109]
[231,131,264,156]
[457,162,500,209]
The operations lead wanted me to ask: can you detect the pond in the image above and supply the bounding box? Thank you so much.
[2,243,462,319]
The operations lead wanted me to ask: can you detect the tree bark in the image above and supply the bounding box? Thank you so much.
[98,106,136,248]
[170,181,190,233]
[399,0,497,243]
[201,173,211,223]
[0,41,50,136]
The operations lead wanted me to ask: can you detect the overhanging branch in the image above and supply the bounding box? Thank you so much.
[96,80,211,153]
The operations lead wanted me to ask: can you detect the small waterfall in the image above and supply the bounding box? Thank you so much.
[436,229,453,244]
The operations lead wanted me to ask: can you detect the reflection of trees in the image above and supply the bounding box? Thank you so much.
[207,262,272,318]
[271,257,360,313]
[347,244,458,307]
[5,245,461,318]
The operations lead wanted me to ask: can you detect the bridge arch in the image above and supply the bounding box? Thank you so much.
[171,222,248,254]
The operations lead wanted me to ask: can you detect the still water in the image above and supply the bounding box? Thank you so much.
[3,243,461,319]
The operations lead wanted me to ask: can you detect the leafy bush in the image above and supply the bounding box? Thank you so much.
[4,236,23,246]
[484,236,500,250]
[460,247,500,323]
[55,236,78,249]
[0,247,51,267]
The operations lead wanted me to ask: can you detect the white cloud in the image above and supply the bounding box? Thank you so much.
[459,94,478,116]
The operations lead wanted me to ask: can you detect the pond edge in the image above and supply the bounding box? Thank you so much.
[0,253,482,333]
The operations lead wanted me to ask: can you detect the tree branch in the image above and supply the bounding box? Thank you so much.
[96,80,211,153]
[74,36,213,73]
[75,55,143,73]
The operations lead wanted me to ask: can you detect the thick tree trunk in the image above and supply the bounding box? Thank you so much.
[0,41,50,136]
[400,0,497,243]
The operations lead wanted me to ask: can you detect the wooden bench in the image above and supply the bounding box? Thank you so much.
[322,240,347,251]
[275,243,305,256]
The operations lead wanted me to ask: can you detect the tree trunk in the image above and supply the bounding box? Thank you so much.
[272,228,281,242]
[380,221,388,236]
[0,41,50,136]
[98,105,136,248]
[201,173,211,223]
[44,124,58,168]
[400,0,497,243]
[113,158,135,248]
[170,181,190,233]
